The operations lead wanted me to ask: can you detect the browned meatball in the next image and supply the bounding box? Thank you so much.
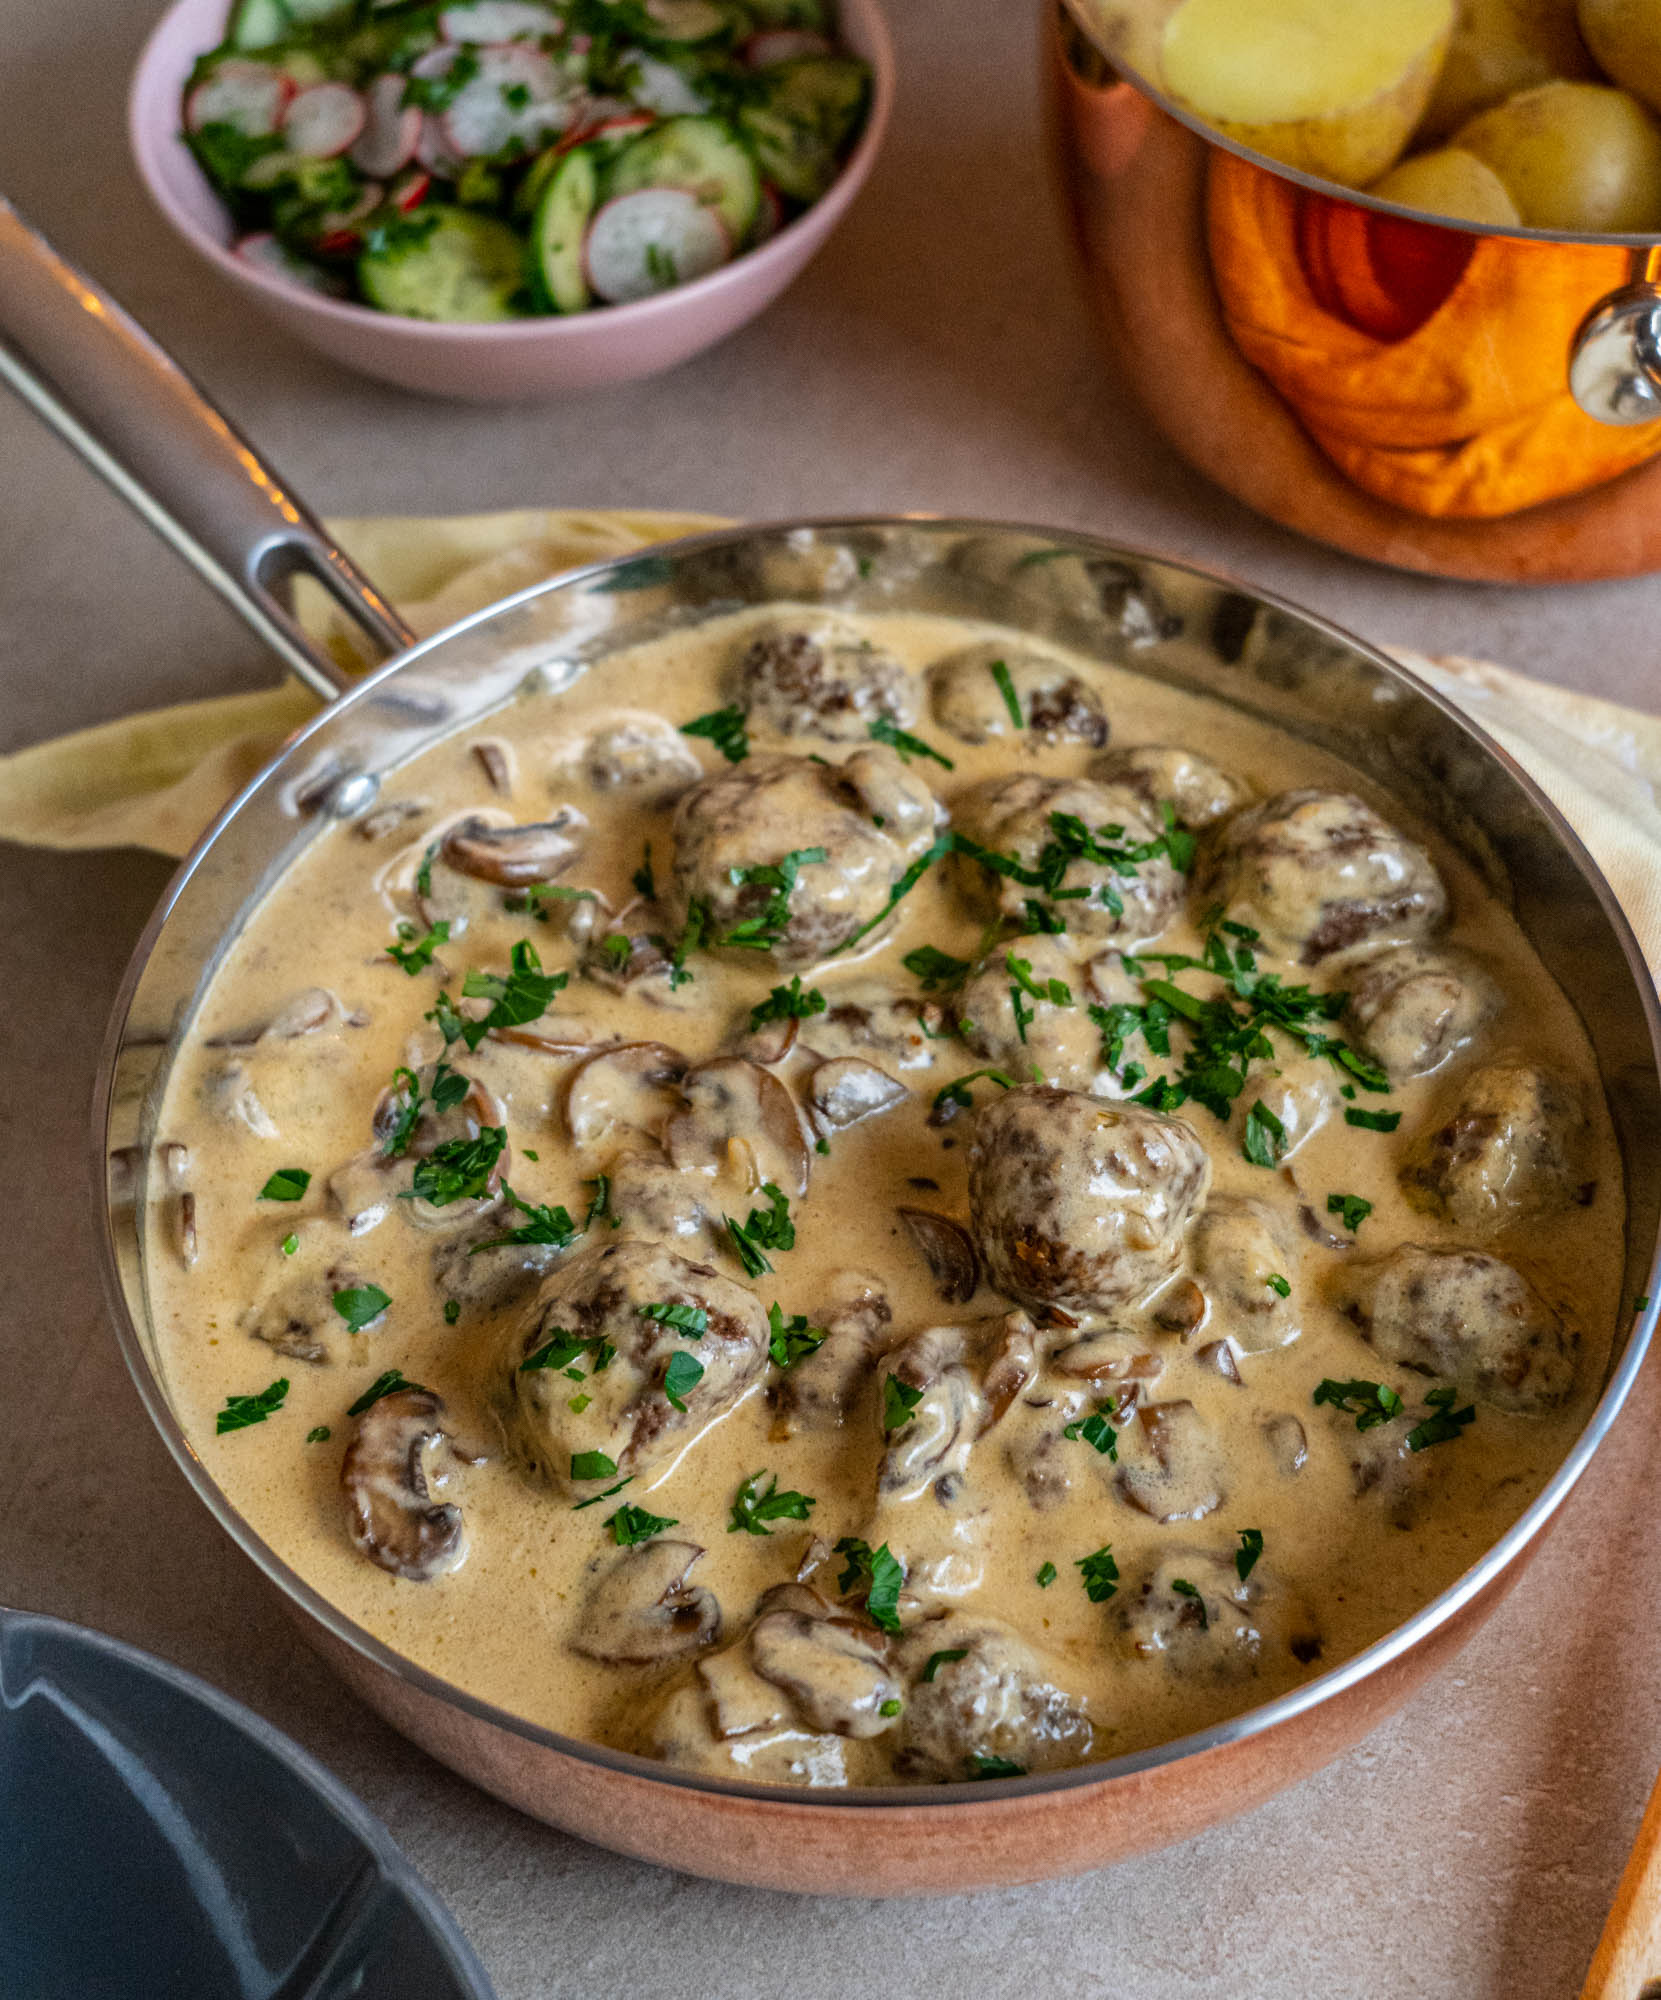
[509,1239,768,1494]
[1119,1550,1321,1678]
[958,934,1103,1088]
[736,615,916,742]
[1336,1243,1577,1414]
[968,1086,1211,1312]
[1191,1196,1299,1353]
[894,1611,1093,1780]
[1198,790,1447,964]
[952,774,1186,943]
[1401,1061,1588,1231]
[928,640,1108,748]
[1343,945,1500,1081]
[669,750,942,970]
[1090,743,1250,830]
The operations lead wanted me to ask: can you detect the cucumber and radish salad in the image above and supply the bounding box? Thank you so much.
[182,0,870,321]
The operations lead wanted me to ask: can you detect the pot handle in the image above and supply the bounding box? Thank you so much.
[0,197,414,701]
[1570,247,1661,428]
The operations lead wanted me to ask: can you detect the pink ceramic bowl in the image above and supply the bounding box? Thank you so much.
[128,0,892,400]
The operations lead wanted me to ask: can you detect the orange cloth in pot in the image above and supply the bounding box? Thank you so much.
[1206,150,1661,519]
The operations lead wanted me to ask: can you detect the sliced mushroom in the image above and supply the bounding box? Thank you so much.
[1263,1412,1308,1477]
[664,1057,811,1196]
[1151,1278,1207,1337]
[1049,1331,1164,1389]
[471,738,515,794]
[774,1271,892,1433]
[747,1603,901,1738]
[1194,1339,1243,1383]
[341,1386,467,1582]
[205,986,354,1047]
[356,798,429,840]
[565,1041,688,1152]
[175,1191,198,1270]
[440,809,586,887]
[880,1367,984,1499]
[203,1061,279,1139]
[570,1540,722,1665]
[898,1209,979,1305]
[737,1013,800,1067]
[806,1057,910,1137]
[1118,1401,1225,1522]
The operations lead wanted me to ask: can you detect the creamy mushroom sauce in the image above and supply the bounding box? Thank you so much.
[147,601,1622,1788]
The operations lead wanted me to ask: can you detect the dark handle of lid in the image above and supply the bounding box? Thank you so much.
[0,197,414,700]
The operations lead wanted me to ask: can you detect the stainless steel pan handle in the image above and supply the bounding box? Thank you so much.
[0,198,414,700]
[1570,247,1661,428]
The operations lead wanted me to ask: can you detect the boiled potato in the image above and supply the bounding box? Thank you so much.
[1579,0,1661,115]
[1420,0,1596,139]
[1371,145,1524,221]
[1160,0,1455,187]
[1454,79,1661,227]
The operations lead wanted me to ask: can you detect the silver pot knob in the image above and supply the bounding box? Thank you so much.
[1570,279,1661,426]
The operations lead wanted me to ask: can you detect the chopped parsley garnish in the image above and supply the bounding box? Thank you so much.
[882,1374,924,1430]
[632,844,656,899]
[880,1698,902,1717]
[717,849,828,951]
[1313,1377,1404,1431]
[306,1425,331,1444]
[568,1393,591,1414]
[749,975,826,1031]
[729,1470,817,1536]
[259,1167,311,1202]
[637,1301,709,1337]
[408,1126,505,1207]
[457,940,568,1047]
[662,1350,705,1412]
[583,1174,615,1230]
[1007,952,1072,1007]
[1345,1107,1403,1133]
[573,1476,634,1511]
[281,1233,299,1256]
[346,1367,419,1416]
[333,1285,391,1335]
[932,1066,1019,1117]
[1242,1098,1288,1169]
[1063,1406,1119,1458]
[598,933,633,970]
[767,1302,827,1370]
[831,832,954,955]
[387,917,450,975]
[1035,1561,1058,1588]
[681,704,749,763]
[921,1647,968,1682]
[833,1536,905,1633]
[571,1450,618,1481]
[504,883,598,924]
[1076,1545,1120,1602]
[1091,996,1173,1075]
[380,1062,465,1160]
[1638,1294,1653,1312]
[216,1378,289,1434]
[520,1330,615,1375]
[471,1186,581,1252]
[725,1183,795,1278]
[1265,1273,1291,1298]
[1170,1578,1207,1628]
[904,945,971,991]
[968,1754,1026,1780]
[414,840,438,898]
[868,715,954,769]
[1406,1386,1476,1452]
[609,1503,677,1545]
[1326,1192,1373,1233]
[989,658,1023,728]
[1235,1528,1264,1582]
[443,1299,461,1326]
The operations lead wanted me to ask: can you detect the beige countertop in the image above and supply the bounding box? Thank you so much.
[6,0,1661,1993]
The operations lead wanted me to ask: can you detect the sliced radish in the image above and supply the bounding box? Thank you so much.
[415,108,466,177]
[442,43,575,159]
[350,72,421,174]
[439,0,561,41]
[310,181,384,256]
[389,165,432,211]
[408,42,459,79]
[235,231,350,295]
[751,181,784,244]
[743,28,832,66]
[282,81,366,157]
[185,59,292,136]
[623,51,707,115]
[584,186,730,303]
[559,105,653,154]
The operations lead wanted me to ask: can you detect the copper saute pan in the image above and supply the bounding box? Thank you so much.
[4,198,1660,1896]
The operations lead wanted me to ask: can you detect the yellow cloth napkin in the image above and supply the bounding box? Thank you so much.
[2,507,1657,983]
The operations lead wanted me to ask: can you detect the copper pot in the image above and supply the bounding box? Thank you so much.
[4,200,1660,1895]
[1050,1,1661,583]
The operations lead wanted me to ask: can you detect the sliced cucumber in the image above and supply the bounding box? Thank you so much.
[529,145,597,312]
[604,114,758,240]
[357,205,525,319]
[744,0,830,26]
[230,0,292,52]
[584,186,730,303]
[738,56,868,202]
[639,0,730,44]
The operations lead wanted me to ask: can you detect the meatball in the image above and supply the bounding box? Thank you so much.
[1119,1549,1321,1679]
[968,1086,1211,1313]
[894,1612,1093,1780]
[927,640,1108,748]
[1116,1400,1227,1522]
[608,1148,719,1256]
[669,750,942,970]
[949,537,1179,649]
[958,934,1106,1090]
[1197,790,1447,965]
[1191,1196,1299,1353]
[1401,1061,1589,1231]
[1231,1055,1337,1163]
[1336,1244,1577,1414]
[735,614,917,742]
[508,1239,768,1494]
[774,1270,893,1433]
[951,774,1186,943]
[1090,743,1249,830]
[799,980,942,1074]
[1343,945,1501,1081]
